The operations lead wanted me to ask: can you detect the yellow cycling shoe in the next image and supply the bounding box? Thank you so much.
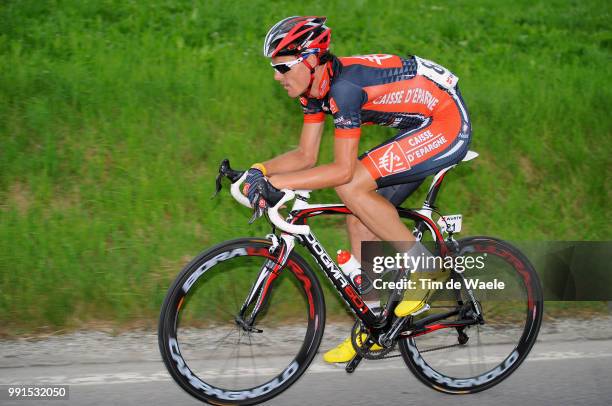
[394,299,428,317]
[323,333,382,363]
[394,270,446,317]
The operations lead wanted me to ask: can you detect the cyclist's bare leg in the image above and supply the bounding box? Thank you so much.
[325,163,427,362]
[336,162,416,252]
[346,215,378,262]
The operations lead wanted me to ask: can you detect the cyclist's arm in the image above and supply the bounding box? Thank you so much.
[262,121,324,175]
[268,136,359,190]
[266,78,366,189]
[268,78,365,190]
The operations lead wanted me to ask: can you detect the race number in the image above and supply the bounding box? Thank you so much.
[437,214,463,234]
[414,56,459,90]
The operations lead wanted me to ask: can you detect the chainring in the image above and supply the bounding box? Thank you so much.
[350,320,396,360]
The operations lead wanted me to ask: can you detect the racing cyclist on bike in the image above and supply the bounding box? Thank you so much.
[242,16,472,363]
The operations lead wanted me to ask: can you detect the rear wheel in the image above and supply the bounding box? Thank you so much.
[158,238,325,405]
[399,237,543,394]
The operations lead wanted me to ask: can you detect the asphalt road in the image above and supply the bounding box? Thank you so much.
[1,318,611,405]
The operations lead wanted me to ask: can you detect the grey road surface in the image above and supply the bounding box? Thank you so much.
[1,317,611,405]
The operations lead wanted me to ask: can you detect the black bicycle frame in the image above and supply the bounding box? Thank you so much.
[288,204,449,330]
[221,156,458,333]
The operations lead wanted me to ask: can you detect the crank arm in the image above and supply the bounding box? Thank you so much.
[345,353,363,373]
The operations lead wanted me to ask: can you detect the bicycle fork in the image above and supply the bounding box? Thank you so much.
[235,234,296,332]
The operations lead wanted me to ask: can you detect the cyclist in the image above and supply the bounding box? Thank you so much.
[243,16,472,363]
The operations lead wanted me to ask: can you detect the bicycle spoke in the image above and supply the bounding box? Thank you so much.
[160,239,323,403]
[233,330,242,390]
[247,332,261,388]
[210,326,239,354]
[218,329,241,377]
[400,237,542,394]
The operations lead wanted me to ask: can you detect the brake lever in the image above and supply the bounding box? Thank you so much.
[248,204,265,224]
[213,159,244,199]
[213,172,223,198]
[212,159,230,199]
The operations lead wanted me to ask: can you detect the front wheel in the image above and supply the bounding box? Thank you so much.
[158,238,325,405]
[399,237,543,394]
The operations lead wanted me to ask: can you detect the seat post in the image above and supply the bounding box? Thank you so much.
[423,165,456,208]
[422,150,479,209]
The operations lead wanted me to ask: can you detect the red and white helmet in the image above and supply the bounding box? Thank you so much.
[263,16,331,58]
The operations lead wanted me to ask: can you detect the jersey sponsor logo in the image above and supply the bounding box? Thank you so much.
[405,88,439,111]
[404,131,448,163]
[341,54,402,68]
[299,97,308,107]
[390,117,403,128]
[352,54,394,65]
[370,87,439,111]
[366,129,452,177]
[320,79,328,93]
[333,115,355,127]
[372,90,405,105]
[329,97,339,114]
[406,129,438,147]
[367,142,411,177]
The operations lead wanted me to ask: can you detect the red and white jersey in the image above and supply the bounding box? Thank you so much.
[301,54,471,179]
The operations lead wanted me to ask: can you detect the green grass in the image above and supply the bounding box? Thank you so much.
[1,0,610,334]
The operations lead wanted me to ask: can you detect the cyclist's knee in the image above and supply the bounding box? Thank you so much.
[334,182,353,201]
[336,168,376,200]
[337,183,373,210]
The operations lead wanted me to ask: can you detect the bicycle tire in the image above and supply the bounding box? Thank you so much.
[399,236,543,394]
[158,237,325,405]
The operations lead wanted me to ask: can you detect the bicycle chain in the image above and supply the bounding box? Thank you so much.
[353,304,471,360]
[351,320,395,360]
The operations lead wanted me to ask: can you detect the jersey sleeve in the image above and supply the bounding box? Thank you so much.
[300,97,325,124]
[329,79,366,139]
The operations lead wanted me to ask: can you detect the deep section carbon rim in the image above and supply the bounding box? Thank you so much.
[158,238,325,405]
[399,237,543,394]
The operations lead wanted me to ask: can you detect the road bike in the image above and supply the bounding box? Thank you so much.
[158,151,543,405]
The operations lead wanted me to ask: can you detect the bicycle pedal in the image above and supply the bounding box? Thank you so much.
[345,354,362,373]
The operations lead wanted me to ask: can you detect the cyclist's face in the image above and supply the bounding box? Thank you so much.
[271,55,313,98]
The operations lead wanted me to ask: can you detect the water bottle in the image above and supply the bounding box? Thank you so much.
[337,250,372,294]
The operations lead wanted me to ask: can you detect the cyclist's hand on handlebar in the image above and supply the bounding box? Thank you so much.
[242,168,284,211]
[242,168,265,208]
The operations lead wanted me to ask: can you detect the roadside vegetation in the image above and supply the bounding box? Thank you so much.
[1,0,610,334]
